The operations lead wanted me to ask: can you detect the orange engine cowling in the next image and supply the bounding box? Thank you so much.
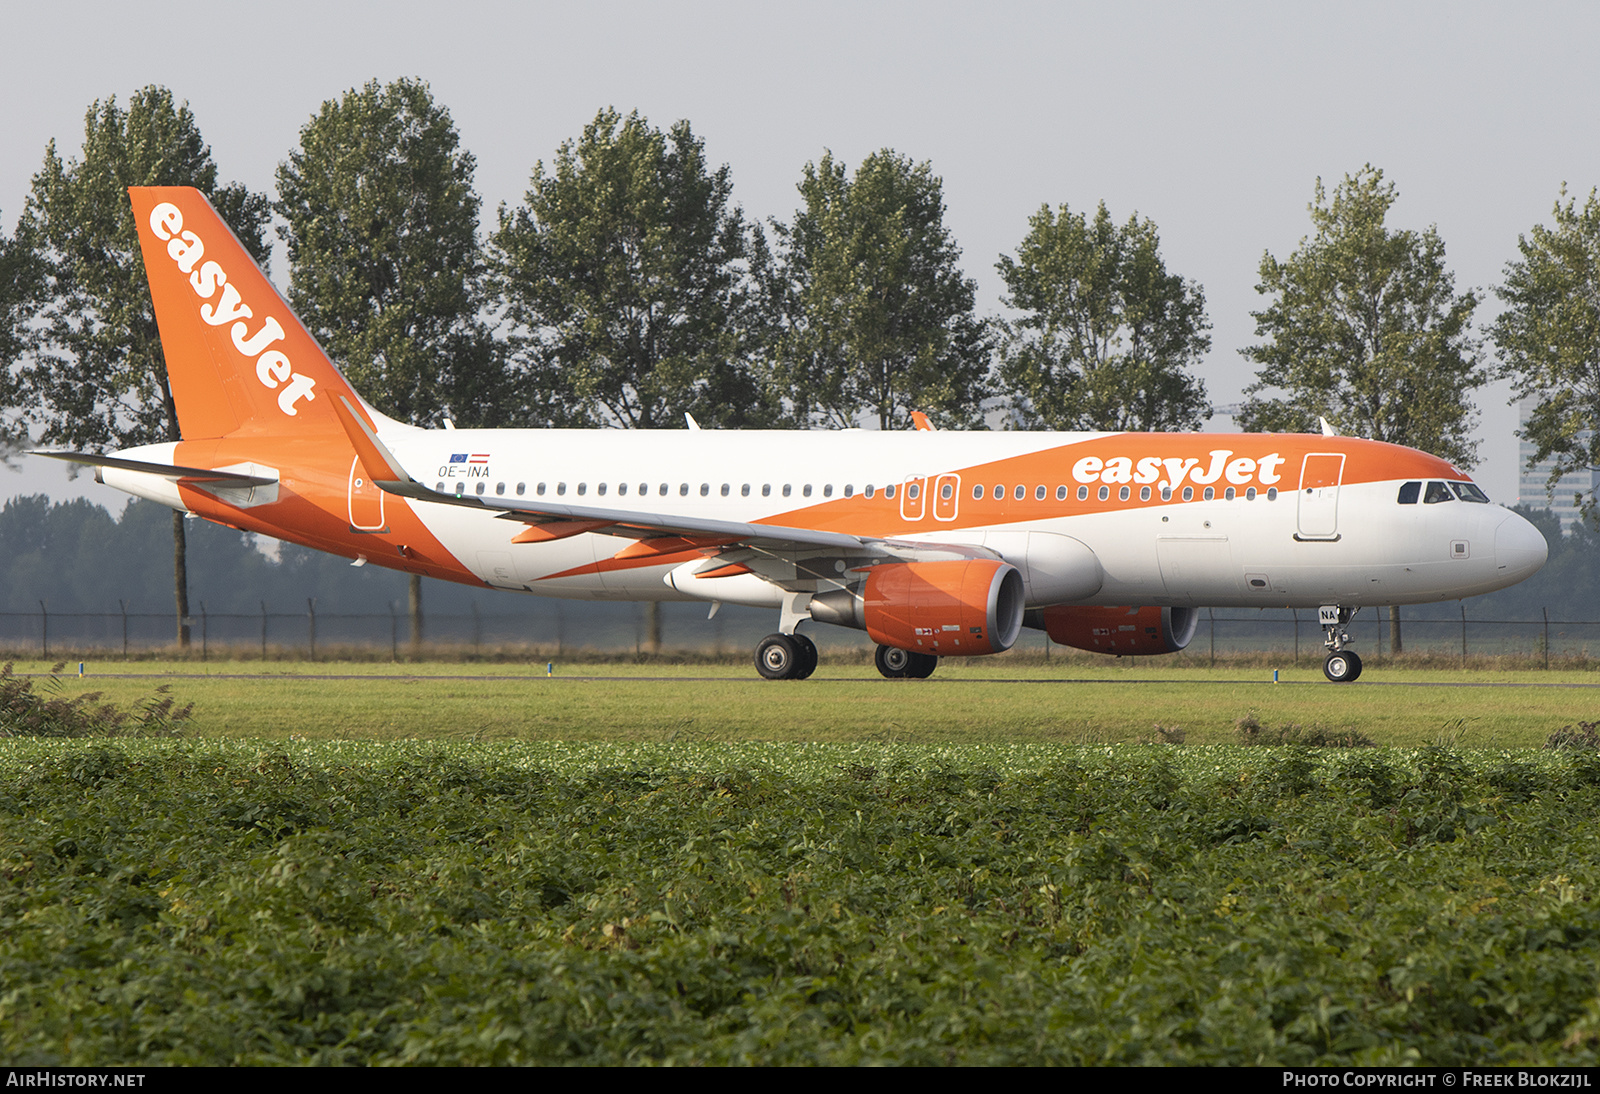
[1031,605,1199,655]
[810,559,1025,656]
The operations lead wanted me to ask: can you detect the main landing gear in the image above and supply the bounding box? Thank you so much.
[1319,605,1363,683]
[754,632,818,680]
[875,644,938,680]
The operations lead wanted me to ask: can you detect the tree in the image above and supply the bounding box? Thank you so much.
[766,150,991,431]
[1239,166,1484,463]
[1239,165,1486,653]
[16,87,271,645]
[276,78,506,427]
[0,212,42,461]
[491,107,774,432]
[995,201,1210,431]
[1492,185,1600,519]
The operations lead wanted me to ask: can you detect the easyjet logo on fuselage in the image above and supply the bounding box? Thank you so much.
[1072,450,1287,491]
[147,203,317,417]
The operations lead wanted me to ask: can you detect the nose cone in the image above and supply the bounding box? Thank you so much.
[1494,511,1548,586]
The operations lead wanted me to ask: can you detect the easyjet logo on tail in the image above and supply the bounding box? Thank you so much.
[147,203,317,417]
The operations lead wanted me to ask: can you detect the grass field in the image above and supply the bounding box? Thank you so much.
[6,656,1599,747]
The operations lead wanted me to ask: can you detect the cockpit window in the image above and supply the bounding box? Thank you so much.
[1397,481,1421,505]
[1423,481,1453,504]
[1450,481,1490,503]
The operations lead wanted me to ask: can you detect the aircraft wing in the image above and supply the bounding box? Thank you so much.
[331,396,867,555]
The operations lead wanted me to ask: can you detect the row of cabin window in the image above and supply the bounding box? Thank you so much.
[434,478,1282,504]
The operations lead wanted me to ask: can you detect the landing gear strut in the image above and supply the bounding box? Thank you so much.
[1319,605,1363,683]
[755,632,818,680]
[875,644,938,680]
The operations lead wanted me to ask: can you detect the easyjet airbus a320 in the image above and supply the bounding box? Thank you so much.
[41,188,1548,682]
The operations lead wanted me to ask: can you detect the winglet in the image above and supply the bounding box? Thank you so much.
[910,411,934,431]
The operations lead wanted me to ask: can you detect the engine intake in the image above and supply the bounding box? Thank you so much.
[810,559,1025,656]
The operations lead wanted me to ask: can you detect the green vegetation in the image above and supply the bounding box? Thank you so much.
[6,659,1599,748]
[5,740,1600,1064]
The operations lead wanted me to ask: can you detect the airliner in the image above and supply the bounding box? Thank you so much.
[40,187,1548,683]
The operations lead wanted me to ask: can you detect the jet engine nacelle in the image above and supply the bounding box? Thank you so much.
[810,559,1025,656]
[1027,604,1200,656]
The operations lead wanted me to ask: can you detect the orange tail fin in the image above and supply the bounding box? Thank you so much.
[130,186,370,440]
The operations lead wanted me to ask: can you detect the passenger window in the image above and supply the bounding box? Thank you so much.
[741,484,751,496]
[495,482,505,495]
[617,483,627,496]
[845,484,855,498]
[783,484,793,497]
[1397,481,1421,504]
[1120,486,1131,501]
[972,485,983,500]
[556,483,566,496]
[762,484,771,497]
[679,483,689,496]
[803,485,812,497]
[720,483,729,496]
[1056,485,1068,501]
[577,483,587,496]
[1035,485,1047,500]
[1245,487,1256,500]
[823,484,834,497]
[1014,485,1025,500]
[701,484,711,496]
[1424,481,1453,504]
[1266,488,1278,500]
[476,482,486,496]
[1141,487,1152,501]
[1097,486,1109,501]
[1077,486,1089,501]
[516,483,526,496]
[1203,487,1214,501]
[1223,487,1234,500]
[596,482,606,496]
[939,483,951,500]
[1182,487,1194,501]
[993,483,1003,498]
[884,484,895,499]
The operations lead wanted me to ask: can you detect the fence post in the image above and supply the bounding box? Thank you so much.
[307,598,317,661]
[1292,608,1299,666]
[1208,607,1215,666]
[390,602,399,662]
[472,601,482,653]
[200,601,208,662]
[119,599,129,658]
[1544,607,1550,670]
[260,601,269,661]
[39,600,47,659]
[1461,604,1468,668]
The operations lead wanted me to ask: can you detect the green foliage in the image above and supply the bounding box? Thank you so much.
[491,108,774,429]
[1493,185,1600,517]
[3,742,1600,1064]
[766,149,992,430]
[0,211,44,459]
[1239,166,1484,467]
[276,78,507,429]
[1234,713,1376,748]
[1545,721,1600,751]
[15,86,270,453]
[996,201,1210,431]
[0,662,189,738]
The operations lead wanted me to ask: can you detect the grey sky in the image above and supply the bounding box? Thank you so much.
[5,0,1598,508]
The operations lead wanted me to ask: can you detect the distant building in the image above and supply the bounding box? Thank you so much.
[1518,395,1600,533]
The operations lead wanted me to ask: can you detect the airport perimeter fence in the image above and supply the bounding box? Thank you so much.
[2,600,1600,666]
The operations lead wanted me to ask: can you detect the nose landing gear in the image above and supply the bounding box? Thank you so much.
[1319,605,1363,682]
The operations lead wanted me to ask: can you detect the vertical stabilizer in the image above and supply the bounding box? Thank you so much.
[130,187,370,440]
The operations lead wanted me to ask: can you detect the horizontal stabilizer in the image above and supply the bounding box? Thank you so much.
[31,450,277,488]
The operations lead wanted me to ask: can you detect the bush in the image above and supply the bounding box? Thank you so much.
[1546,722,1600,751]
[0,662,191,738]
